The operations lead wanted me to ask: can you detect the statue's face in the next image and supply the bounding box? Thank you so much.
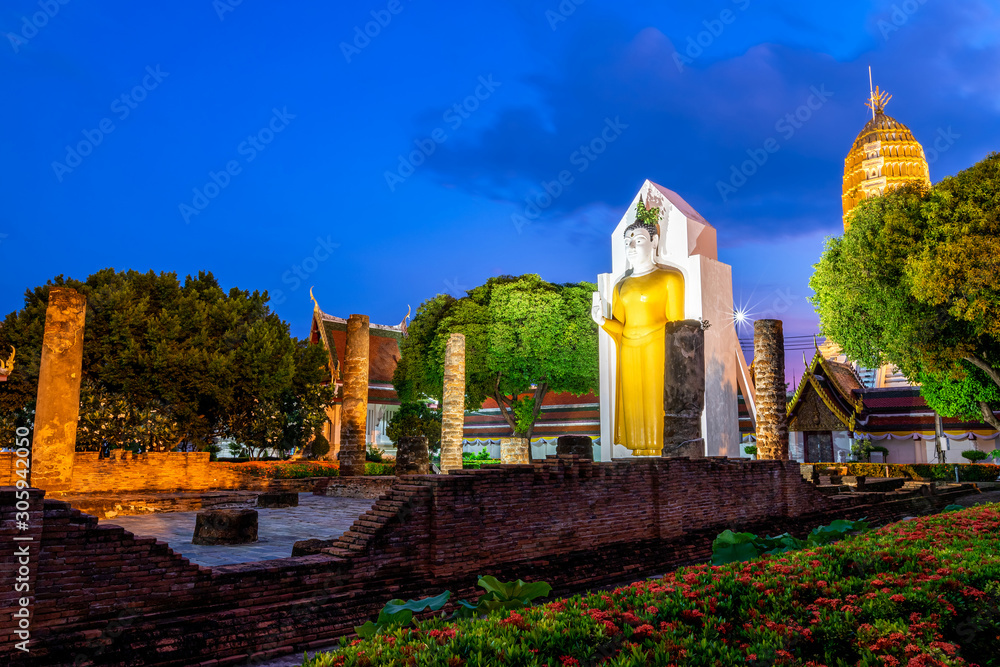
[625,228,657,265]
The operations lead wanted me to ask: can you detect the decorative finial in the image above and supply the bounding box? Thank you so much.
[865,81,892,118]
[398,305,411,336]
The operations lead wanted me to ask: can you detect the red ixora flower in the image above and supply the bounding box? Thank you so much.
[560,656,581,666]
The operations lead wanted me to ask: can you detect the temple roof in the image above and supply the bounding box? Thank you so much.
[308,291,408,385]
[849,113,923,153]
[786,349,1000,438]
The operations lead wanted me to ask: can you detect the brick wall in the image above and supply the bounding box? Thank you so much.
[0,457,973,666]
[67,452,241,492]
[0,452,332,494]
[313,475,395,499]
[0,452,19,487]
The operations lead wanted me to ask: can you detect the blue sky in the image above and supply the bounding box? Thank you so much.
[2,0,998,380]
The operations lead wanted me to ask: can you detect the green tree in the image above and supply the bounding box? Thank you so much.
[386,401,443,454]
[393,275,599,441]
[810,152,1000,430]
[0,269,332,455]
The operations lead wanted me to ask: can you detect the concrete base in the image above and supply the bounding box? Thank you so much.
[500,437,530,464]
[661,438,705,459]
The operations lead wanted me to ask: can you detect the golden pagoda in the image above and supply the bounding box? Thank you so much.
[842,85,931,229]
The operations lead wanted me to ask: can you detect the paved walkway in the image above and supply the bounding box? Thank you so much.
[102,495,375,567]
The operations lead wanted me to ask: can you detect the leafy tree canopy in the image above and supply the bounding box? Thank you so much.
[810,152,1000,429]
[393,274,599,439]
[386,401,442,454]
[0,269,332,456]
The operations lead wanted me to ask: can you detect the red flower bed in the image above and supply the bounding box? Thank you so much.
[305,505,1000,666]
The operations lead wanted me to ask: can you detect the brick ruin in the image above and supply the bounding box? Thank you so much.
[1,456,972,666]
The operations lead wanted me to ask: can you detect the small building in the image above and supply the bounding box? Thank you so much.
[309,294,408,457]
[784,350,999,464]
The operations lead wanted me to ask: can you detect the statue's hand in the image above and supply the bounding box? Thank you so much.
[590,301,606,327]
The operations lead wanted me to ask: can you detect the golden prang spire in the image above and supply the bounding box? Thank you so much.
[841,69,930,229]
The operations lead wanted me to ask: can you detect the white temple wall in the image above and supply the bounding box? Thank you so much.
[698,255,740,457]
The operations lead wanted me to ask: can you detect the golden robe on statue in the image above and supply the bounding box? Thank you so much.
[601,269,685,456]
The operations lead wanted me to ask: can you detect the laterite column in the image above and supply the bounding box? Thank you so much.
[662,320,706,458]
[32,287,87,491]
[339,315,370,476]
[753,319,789,460]
[440,333,466,473]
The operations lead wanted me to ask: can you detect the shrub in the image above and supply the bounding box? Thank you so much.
[463,447,493,461]
[366,444,385,463]
[743,445,758,457]
[463,459,502,469]
[304,505,1000,666]
[355,592,452,639]
[225,460,340,479]
[711,518,869,565]
[310,434,330,459]
[365,462,395,476]
[962,449,988,463]
[355,577,552,638]
[845,462,1000,482]
[850,441,889,463]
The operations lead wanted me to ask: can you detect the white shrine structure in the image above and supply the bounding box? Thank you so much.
[596,180,754,461]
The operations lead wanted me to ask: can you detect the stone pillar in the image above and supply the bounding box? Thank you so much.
[662,320,706,458]
[339,315,369,476]
[395,435,430,475]
[500,437,530,464]
[754,319,789,460]
[323,404,341,461]
[32,288,87,491]
[439,333,466,473]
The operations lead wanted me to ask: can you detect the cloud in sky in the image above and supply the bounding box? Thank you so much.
[1,0,997,337]
[413,0,1000,242]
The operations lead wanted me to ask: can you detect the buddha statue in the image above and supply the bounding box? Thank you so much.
[591,212,685,456]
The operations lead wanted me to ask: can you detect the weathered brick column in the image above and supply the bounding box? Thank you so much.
[754,319,789,460]
[32,288,87,491]
[439,333,466,473]
[339,315,369,477]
